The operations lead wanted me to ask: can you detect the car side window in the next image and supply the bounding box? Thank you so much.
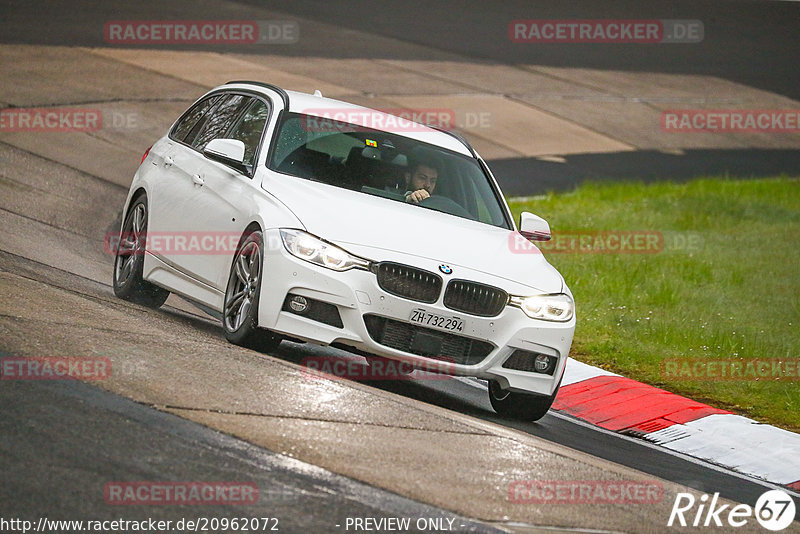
[170,95,221,143]
[189,94,251,151]
[271,115,306,168]
[226,99,270,168]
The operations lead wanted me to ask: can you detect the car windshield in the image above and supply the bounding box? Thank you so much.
[267,112,510,228]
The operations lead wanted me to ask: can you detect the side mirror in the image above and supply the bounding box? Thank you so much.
[519,211,551,241]
[203,139,247,173]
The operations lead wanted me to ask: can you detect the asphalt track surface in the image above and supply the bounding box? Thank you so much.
[1,379,501,533]
[1,1,799,532]
[5,0,799,98]
[3,0,799,193]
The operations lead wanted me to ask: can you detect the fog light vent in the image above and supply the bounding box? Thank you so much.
[502,350,557,375]
[282,293,343,328]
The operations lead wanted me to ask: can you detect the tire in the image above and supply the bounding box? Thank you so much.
[488,379,560,421]
[112,194,170,308]
[223,229,281,352]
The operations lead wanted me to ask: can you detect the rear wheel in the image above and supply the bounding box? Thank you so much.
[112,194,170,308]
[223,230,281,352]
[488,379,559,421]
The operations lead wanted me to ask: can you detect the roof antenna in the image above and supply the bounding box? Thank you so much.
[313,89,323,97]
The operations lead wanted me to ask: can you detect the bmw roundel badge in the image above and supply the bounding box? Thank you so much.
[439,264,453,275]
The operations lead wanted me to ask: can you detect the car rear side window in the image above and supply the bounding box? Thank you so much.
[170,95,221,143]
[189,94,251,151]
[227,99,270,168]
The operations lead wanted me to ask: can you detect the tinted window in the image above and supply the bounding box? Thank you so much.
[267,112,510,228]
[227,99,270,167]
[190,94,251,151]
[170,95,221,143]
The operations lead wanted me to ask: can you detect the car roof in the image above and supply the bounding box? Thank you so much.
[218,81,474,157]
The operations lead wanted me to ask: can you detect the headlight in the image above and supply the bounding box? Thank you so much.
[509,293,574,322]
[280,229,370,272]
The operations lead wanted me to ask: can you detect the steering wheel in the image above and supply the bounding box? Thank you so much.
[418,195,475,220]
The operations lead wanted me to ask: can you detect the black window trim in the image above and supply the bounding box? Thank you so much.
[432,125,512,230]
[476,157,513,230]
[224,80,290,109]
[226,97,271,173]
[168,89,274,179]
[168,93,223,145]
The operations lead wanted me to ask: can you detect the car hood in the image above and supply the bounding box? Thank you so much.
[264,174,564,294]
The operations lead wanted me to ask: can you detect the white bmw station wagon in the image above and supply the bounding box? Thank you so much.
[113,81,575,420]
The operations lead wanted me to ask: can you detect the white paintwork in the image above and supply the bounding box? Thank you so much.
[120,82,576,397]
[260,172,564,295]
[284,89,472,156]
[204,138,245,162]
[256,227,574,396]
[519,211,552,241]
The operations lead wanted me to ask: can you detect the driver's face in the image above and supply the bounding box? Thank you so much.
[408,164,438,194]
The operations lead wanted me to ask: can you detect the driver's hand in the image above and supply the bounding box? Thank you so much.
[406,189,430,203]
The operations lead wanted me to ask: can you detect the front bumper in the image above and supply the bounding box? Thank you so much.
[259,229,575,396]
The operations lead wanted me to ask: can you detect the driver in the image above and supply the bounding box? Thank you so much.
[404,156,441,203]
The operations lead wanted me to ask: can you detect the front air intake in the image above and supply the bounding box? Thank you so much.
[375,262,442,303]
[443,280,508,317]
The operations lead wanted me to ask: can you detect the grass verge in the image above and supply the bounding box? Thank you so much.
[508,176,800,431]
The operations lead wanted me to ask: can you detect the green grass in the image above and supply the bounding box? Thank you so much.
[508,176,800,431]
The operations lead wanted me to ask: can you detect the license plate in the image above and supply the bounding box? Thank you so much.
[409,309,464,332]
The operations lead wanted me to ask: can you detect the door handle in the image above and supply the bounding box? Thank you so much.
[192,174,205,186]
[164,156,174,168]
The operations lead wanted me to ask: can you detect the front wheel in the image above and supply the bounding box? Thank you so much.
[112,194,170,308]
[223,230,281,352]
[488,379,559,421]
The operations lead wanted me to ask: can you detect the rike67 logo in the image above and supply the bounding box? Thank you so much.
[668,490,796,531]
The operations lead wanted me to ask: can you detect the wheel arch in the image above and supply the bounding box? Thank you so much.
[242,220,263,235]
[225,221,265,277]
[119,187,149,232]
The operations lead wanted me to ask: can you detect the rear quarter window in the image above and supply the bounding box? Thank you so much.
[189,94,251,151]
[170,95,221,143]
